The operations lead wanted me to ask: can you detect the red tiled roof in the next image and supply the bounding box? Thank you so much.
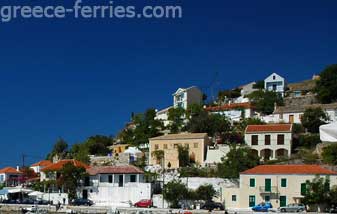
[241,165,337,175]
[246,124,292,133]
[31,160,52,167]
[205,102,253,112]
[41,159,89,172]
[87,165,144,175]
[0,167,22,174]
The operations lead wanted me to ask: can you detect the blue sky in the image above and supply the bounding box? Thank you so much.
[0,0,337,167]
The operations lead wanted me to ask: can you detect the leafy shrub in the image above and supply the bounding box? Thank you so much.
[298,134,321,149]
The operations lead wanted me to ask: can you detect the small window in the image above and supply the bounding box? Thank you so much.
[251,135,258,145]
[232,195,237,202]
[194,143,198,148]
[273,75,276,80]
[155,144,159,150]
[130,175,136,183]
[281,178,287,187]
[265,135,271,145]
[277,134,285,145]
[164,144,168,149]
[100,175,104,182]
[250,178,255,187]
[265,195,270,202]
[301,183,306,195]
[108,175,113,183]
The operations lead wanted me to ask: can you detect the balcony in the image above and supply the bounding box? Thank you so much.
[259,186,278,193]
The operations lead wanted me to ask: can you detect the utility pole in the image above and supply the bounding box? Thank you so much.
[22,154,26,167]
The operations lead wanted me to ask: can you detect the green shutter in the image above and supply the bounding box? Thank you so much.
[265,179,271,192]
[249,195,256,207]
[265,195,270,202]
[301,183,306,195]
[250,178,255,187]
[280,196,287,207]
[281,178,287,187]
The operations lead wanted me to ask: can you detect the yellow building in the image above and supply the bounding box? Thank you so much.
[149,133,209,169]
[223,165,337,209]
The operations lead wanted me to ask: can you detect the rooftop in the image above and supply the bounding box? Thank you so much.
[205,102,253,112]
[41,159,89,172]
[87,165,144,175]
[246,124,292,133]
[274,102,337,114]
[31,160,52,167]
[241,165,337,175]
[150,133,207,141]
[0,167,22,174]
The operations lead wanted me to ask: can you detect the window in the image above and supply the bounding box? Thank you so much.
[265,179,271,192]
[301,183,306,196]
[273,75,276,80]
[130,175,136,183]
[232,195,237,202]
[0,175,3,182]
[164,144,168,149]
[100,175,104,182]
[155,144,159,150]
[194,143,198,148]
[277,134,285,145]
[281,178,287,187]
[265,195,270,202]
[250,178,255,187]
[249,195,256,207]
[265,135,271,145]
[251,135,258,145]
[108,175,113,183]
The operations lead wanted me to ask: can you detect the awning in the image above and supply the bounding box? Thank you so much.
[7,188,33,194]
[320,122,337,142]
[0,189,8,195]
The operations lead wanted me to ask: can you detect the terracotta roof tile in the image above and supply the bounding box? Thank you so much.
[31,160,52,167]
[87,165,144,175]
[0,167,22,174]
[241,165,337,175]
[41,159,89,172]
[205,102,253,112]
[246,124,292,133]
[150,133,207,141]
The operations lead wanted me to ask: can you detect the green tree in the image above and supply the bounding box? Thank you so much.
[195,184,217,201]
[186,104,204,119]
[329,186,337,205]
[186,111,231,137]
[302,176,330,211]
[118,108,164,146]
[217,145,260,178]
[315,64,337,103]
[163,180,189,208]
[47,138,69,160]
[247,90,283,115]
[70,143,90,164]
[177,145,190,167]
[168,107,185,133]
[58,163,87,200]
[301,107,329,133]
[322,144,337,165]
[253,80,265,89]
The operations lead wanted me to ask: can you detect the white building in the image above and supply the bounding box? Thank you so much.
[204,144,230,166]
[0,167,22,186]
[205,102,255,122]
[30,160,52,174]
[264,73,286,97]
[173,86,203,110]
[81,165,151,205]
[155,106,172,127]
[245,124,292,160]
[223,165,337,210]
[240,82,258,97]
[272,102,337,124]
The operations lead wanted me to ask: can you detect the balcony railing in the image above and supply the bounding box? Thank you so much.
[259,186,278,193]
